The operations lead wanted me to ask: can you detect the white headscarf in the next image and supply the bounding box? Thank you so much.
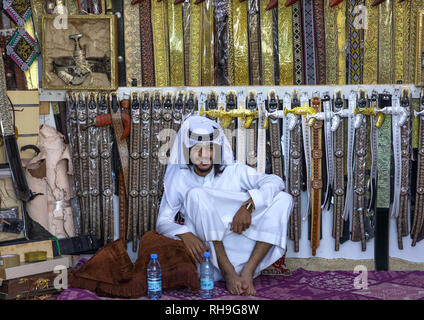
[163,116,235,207]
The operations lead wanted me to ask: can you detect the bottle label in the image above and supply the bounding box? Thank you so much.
[148,278,162,292]
[200,278,214,290]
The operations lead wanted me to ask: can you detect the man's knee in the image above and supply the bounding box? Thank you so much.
[273,192,294,216]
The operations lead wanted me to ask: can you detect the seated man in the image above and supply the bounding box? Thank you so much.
[156,115,293,296]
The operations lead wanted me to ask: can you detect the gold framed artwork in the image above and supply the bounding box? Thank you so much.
[41,14,118,90]
[416,10,424,86]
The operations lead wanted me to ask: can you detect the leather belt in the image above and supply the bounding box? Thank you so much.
[124,0,142,86]
[287,90,303,252]
[363,0,378,84]
[184,90,197,120]
[168,2,184,86]
[332,90,346,250]
[412,89,424,246]
[256,92,267,174]
[140,91,152,242]
[312,0,326,84]
[396,88,411,249]
[236,91,247,164]
[260,0,274,85]
[278,5,293,85]
[224,90,237,155]
[87,93,101,239]
[232,0,249,85]
[66,93,82,232]
[267,90,283,178]
[150,91,163,233]
[76,92,90,235]
[302,0,317,84]
[189,2,202,86]
[292,1,304,85]
[309,95,323,256]
[138,0,155,86]
[151,0,170,87]
[352,89,369,251]
[98,92,114,245]
[343,91,356,226]
[247,0,262,85]
[246,90,258,168]
[128,91,141,252]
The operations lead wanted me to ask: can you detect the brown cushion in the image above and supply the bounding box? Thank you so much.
[69,231,199,299]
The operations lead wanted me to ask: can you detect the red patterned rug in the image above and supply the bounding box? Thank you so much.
[56,268,424,300]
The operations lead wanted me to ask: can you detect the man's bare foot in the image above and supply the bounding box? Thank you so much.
[240,269,256,296]
[224,272,248,295]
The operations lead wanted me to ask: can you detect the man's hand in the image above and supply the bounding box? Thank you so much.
[230,206,252,234]
[177,232,207,264]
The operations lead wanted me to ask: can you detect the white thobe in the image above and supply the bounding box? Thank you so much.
[156,163,293,281]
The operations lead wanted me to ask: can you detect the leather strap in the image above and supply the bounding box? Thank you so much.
[138,0,155,86]
[363,0,378,84]
[310,95,323,256]
[397,88,411,249]
[87,93,101,239]
[231,0,249,85]
[267,90,283,178]
[332,90,345,251]
[256,92,267,174]
[76,93,90,235]
[98,92,114,245]
[124,0,142,86]
[150,91,163,232]
[312,0,326,84]
[151,0,170,87]
[246,90,258,168]
[412,89,424,246]
[343,91,356,225]
[288,90,302,252]
[352,89,368,251]
[260,0,274,85]
[302,0,317,84]
[236,91,247,164]
[278,5,293,85]
[140,91,152,241]
[128,91,141,251]
[292,1,304,85]
[224,90,237,154]
[247,0,262,85]
[66,93,82,221]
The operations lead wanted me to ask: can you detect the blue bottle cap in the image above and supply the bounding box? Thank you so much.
[151,253,158,259]
[204,252,210,258]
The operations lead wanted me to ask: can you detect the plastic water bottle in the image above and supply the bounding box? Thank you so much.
[147,253,162,300]
[200,251,214,299]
